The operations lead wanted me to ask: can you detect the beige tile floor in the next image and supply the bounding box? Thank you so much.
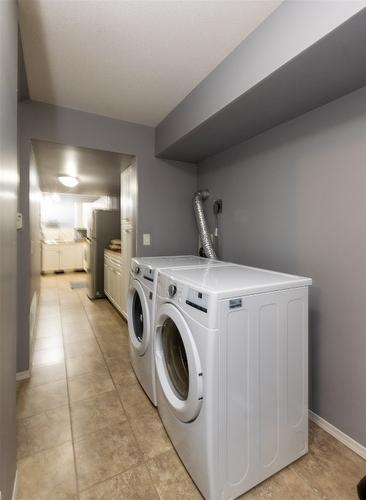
[16,273,365,499]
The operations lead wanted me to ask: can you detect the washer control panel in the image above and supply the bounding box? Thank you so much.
[141,265,154,283]
[133,263,155,290]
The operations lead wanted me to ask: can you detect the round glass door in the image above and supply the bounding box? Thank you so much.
[132,291,144,343]
[155,303,203,422]
[161,318,189,400]
[128,280,150,355]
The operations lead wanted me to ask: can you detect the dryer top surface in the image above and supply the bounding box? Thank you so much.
[160,264,312,298]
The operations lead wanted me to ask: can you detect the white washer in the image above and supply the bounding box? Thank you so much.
[127,256,230,405]
[154,264,312,500]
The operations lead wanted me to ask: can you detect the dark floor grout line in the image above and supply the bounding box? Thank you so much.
[56,274,81,500]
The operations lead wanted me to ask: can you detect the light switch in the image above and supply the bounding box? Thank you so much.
[143,233,151,246]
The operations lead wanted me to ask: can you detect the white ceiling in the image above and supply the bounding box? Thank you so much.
[32,140,133,195]
[19,0,282,127]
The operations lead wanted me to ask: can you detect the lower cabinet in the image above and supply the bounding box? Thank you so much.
[104,251,124,315]
[42,243,84,272]
[42,245,60,272]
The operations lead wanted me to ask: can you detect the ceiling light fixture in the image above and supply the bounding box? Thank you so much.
[58,175,79,188]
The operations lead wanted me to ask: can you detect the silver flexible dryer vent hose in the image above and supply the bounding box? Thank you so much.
[192,190,217,259]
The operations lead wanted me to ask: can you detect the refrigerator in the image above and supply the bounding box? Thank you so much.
[86,209,120,299]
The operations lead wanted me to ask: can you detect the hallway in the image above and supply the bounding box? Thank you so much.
[16,274,365,499]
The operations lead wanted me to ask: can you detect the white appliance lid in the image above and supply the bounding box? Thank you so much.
[133,255,226,269]
[162,265,312,297]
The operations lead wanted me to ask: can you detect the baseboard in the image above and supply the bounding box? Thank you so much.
[16,370,30,381]
[12,469,18,500]
[309,410,366,460]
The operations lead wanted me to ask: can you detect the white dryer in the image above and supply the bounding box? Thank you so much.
[127,256,230,405]
[154,265,312,500]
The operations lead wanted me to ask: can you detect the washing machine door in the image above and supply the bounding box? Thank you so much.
[155,303,203,423]
[128,279,150,356]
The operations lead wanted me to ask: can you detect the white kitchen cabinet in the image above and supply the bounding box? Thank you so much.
[120,261,127,318]
[42,245,60,272]
[104,250,124,315]
[60,243,83,270]
[42,243,84,272]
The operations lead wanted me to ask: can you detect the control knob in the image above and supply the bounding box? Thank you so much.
[168,284,177,297]
[135,266,140,274]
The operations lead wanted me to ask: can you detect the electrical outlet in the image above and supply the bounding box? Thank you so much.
[16,212,23,230]
[143,233,151,246]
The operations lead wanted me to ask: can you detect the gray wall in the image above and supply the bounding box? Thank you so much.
[17,100,197,371]
[0,1,18,498]
[198,85,366,447]
[17,146,41,372]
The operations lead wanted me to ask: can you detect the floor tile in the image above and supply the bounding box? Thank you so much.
[64,337,101,359]
[17,441,77,500]
[17,379,68,419]
[32,346,65,367]
[62,325,94,343]
[116,380,156,419]
[28,362,66,387]
[106,357,137,385]
[66,352,107,378]
[34,335,64,351]
[17,405,71,459]
[98,340,129,358]
[62,313,89,326]
[68,369,115,402]
[71,390,126,438]
[37,310,61,323]
[243,467,320,499]
[79,463,158,500]
[130,410,172,460]
[146,448,202,500]
[290,423,366,499]
[74,421,142,491]
[36,320,63,338]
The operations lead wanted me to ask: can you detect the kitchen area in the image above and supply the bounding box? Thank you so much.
[33,139,136,329]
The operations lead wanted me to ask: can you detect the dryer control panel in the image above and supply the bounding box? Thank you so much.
[157,273,217,328]
[186,288,208,313]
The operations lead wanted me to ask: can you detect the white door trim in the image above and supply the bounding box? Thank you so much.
[16,370,30,381]
[12,469,18,500]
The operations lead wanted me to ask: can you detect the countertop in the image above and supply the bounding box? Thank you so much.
[42,240,85,245]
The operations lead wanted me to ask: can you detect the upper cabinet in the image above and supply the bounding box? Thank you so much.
[121,162,137,229]
[120,162,137,310]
